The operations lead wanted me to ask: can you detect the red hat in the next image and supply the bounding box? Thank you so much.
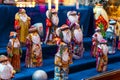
[60,24,69,30]
[19,8,26,13]
[9,31,17,37]
[0,55,8,62]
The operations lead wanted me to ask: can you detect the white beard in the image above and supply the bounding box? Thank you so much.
[51,15,59,26]
[101,44,108,55]
[32,33,40,44]
[68,15,78,24]
[62,30,71,43]
[62,50,69,62]
[74,29,83,43]
[19,14,27,22]
[0,63,13,79]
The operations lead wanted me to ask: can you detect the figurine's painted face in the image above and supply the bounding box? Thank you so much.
[19,13,27,22]
[51,12,59,26]
[0,60,8,65]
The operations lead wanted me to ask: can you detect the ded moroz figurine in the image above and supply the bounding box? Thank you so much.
[44,8,59,45]
[66,11,84,59]
[96,39,108,72]
[0,55,16,80]
[54,24,72,80]
[105,19,116,54]
[93,2,109,37]
[14,8,31,45]
[25,23,43,68]
[91,27,103,57]
[7,31,21,72]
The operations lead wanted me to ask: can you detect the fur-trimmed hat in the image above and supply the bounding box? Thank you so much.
[56,24,69,38]
[100,39,107,44]
[9,31,17,37]
[46,8,57,19]
[67,11,77,17]
[29,23,43,36]
[0,55,8,62]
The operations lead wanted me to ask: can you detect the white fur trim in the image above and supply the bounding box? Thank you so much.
[46,10,50,19]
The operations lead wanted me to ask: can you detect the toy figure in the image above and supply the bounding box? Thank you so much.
[25,23,43,68]
[54,24,72,80]
[105,20,116,54]
[91,27,103,57]
[116,19,120,50]
[0,55,15,80]
[66,11,84,59]
[44,8,59,45]
[72,23,84,59]
[7,31,21,72]
[14,8,31,45]
[94,2,109,37]
[96,39,108,72]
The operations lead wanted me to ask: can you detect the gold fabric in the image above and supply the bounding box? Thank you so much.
[15,12,31,44]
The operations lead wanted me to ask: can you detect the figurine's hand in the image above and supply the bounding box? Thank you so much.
[11,70,16,78]
[12,70,16,74]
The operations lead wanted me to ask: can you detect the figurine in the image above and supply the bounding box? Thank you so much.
[7,31,21,72]
[25,23,43,67]
[96,39,108,72]
[66,11,84,59]
[105,19,116,54]
[93,2,109,37]
[66,11,79,28]
[54,24,72,80]
[72,23,84,59]
[44,8,59,45]
[0,55,16,80]
[14,8,31,45]
[91,27,103,57]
